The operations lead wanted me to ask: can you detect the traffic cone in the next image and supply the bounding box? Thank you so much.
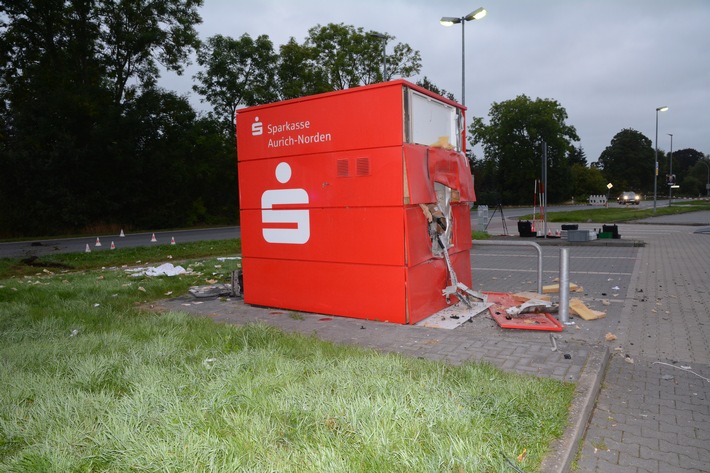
[170,236,176,245]
[556,229,561,237]
[110,241,115,250]
[151,233,157,242]
[119,229,125,237]
[95,237,102,247]
[85,244,91,253]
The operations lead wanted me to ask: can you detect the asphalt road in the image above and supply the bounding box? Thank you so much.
[0,200,672,259]
[0,227,241,259]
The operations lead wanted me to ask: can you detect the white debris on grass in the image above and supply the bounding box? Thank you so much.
[126,262,188,277]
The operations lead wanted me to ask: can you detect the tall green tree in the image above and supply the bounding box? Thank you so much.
[598,128,654,193]
[97,0,203,106]
[0,0,205,236]
[193,33,279,132]
[303,23,421,90]
[468,95,579,204]
[277,38,331,100]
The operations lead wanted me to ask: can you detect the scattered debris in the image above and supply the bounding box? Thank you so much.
[543,282,583,294]
[549,333,559,352]
[69,329,79,337]
[127,263,187,277]
[625,355,634,364]
[605,332,617,341]
[188,284,232,298]
[514,291,551,302]
[570,298,606,320]
[506,299,552,316]
[516,448,528,462]
[652,361,710,382]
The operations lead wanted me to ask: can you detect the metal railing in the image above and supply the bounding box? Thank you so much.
[471,239,543,294]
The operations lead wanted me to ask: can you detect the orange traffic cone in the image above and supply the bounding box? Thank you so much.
[110,241,116,250]
[170,237,176,245]
[85,244,91,253]
[151,233,157,242]
[95,237,102,247]
[119,229,125,237]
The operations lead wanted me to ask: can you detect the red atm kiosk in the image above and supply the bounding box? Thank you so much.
[236,80,479,324]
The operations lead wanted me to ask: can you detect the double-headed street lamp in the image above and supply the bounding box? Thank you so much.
[653,105,668,213]
[440,7,487,107]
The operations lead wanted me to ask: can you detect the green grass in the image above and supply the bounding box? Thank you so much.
[0,239,241,279]
[471,230,491,240]
[0,242,575,472]
[520,200,710,223]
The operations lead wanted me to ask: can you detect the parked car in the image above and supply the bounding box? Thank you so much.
[618,191,640,205]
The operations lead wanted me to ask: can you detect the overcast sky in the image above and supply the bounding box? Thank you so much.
[164,0,710,163]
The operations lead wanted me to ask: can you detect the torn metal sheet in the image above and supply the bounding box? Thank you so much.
[416,301,493,329]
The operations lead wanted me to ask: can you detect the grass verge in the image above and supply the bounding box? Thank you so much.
[520,200,710,223]
[0,242,575,472]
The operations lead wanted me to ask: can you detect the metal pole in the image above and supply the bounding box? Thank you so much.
[654,109,659,213]
[543,142,548,238]
[559,247,573,325]
[382,38,387,80]
[461,19,465,107]
[668,133,673,207]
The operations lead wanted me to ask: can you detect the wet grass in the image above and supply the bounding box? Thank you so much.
[0,242,575,472]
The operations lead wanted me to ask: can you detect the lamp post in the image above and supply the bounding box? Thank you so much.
[701,160,710,197]
[667,133,673,207]
[369,32,388,80]
[653,105,668,213]
[440,7,487,107]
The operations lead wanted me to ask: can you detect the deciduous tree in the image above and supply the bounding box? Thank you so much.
[468,95,579,204]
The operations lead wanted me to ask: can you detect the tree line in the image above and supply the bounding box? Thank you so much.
[2,1,707,237]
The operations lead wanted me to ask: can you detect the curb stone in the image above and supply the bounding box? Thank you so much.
[541,346,610,473]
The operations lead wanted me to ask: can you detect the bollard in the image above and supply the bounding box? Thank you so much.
[559,247,574,325]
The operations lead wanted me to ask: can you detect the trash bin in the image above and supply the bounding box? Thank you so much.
[602,224,620,239]
[518,221,535,237]
[236,80,477,324]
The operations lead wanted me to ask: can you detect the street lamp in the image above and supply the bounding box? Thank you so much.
[667,133,673,207]
[700,160,710,198]
[653,105,668,213]
[440,7,487,106]
[369,32,388,81]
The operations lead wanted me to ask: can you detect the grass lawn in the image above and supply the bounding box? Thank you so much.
[0,242,575,472]
[519,200,710,223]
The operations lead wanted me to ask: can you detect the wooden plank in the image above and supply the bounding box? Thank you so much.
[542,283,583,294]
[514,291,552,302]
[569,298,606,320]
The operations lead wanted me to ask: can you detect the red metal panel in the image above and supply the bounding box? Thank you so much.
[406,251,473,324]
[238,147,404,211]
[240,207,405,266]
[242,258,408,324]
[236,82,405,162]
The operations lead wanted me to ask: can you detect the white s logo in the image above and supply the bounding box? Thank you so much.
[252,116,263,136]
[261,162,310,244]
